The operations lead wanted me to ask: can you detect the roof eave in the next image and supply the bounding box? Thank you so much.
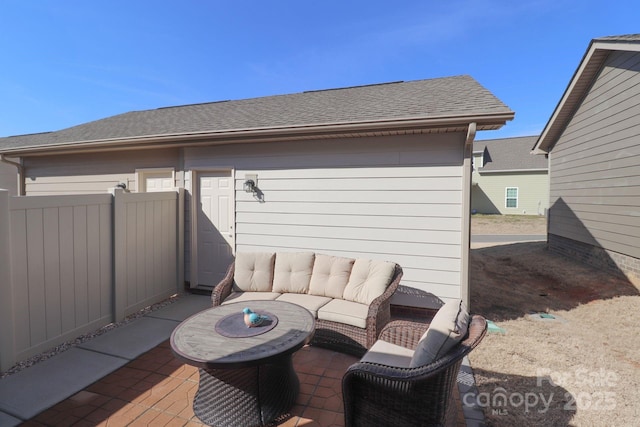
[478,168,548,174]
[1,111,514,156]
[534,37,640,154]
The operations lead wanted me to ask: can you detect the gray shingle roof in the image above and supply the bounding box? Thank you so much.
[0,75,513,153]
[474,136,548,171]
[594,34,640,42]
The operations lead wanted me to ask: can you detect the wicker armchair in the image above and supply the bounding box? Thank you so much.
[342,314,487,427]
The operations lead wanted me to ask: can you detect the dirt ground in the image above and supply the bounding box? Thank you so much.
[469,215,640,426]
[471,213,547,235]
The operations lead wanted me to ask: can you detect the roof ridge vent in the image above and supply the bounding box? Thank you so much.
[303,81,404,93]
[7,131,52,138]
[156,100,231,110]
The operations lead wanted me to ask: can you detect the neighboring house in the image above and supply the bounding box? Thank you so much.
[0,75,514,307]
[472,136,549,216]
[533,34,640,281]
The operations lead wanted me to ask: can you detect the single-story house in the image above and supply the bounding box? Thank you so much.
[0,75,514,307]
[472,135,549,215]
[533,34,640,281]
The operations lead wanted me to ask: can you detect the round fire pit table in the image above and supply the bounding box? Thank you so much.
[170,300,315,427]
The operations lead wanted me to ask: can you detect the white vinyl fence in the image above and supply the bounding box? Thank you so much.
[0,188,184,372]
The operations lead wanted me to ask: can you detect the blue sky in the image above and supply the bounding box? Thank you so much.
[1,0,638,140]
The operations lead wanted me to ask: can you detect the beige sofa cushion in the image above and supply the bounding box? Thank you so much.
[222,291,281,305]
[276,293,332,318]
[317,299,369,329]
[361,339,414,368]
[409,299,469,368]
[272,252,315,293]
[342,259,396,304]
[233,252,275,292]
[308,254,355,298]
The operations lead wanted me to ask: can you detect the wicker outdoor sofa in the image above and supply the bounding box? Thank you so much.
[211,251,403,356]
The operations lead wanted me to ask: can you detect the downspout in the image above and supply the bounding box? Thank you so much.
[461,122,476,310]
[0,154,24,196]
[465,122,477,147]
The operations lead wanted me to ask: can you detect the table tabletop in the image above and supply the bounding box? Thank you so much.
[171,300,315,369]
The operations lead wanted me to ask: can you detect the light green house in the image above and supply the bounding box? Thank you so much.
[471,135,548,216]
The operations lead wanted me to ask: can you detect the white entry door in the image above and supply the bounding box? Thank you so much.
[196,172,234,286]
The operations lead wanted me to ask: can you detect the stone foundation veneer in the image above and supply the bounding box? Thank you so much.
[548,234,640,281]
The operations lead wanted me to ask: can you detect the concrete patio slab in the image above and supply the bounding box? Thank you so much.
[0,347,128,422]
[0,293,211,425]
[0,411,21,427]
[77,317,179,360]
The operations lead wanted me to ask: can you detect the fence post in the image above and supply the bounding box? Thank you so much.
[110,188,127,322]
[177,188,185,291]
[0,190,16,372]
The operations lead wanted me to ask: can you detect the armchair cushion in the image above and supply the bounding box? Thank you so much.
[409,299,469,367]
[272,252,315,293]
[233,252,275,292]
[360,339,414,368]
[308,254,355,298]
[343,259,395,304]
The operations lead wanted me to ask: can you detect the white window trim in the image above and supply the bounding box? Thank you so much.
[505,187,518,209]
[135,168,175,192]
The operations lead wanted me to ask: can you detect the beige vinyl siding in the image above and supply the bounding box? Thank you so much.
[0,161,18,195]
[185,134,466,300]
[23,148,181,195]
[549,50,640,259]
[473,171,549,215]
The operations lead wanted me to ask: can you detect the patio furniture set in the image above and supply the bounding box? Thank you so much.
[171,251,487,427]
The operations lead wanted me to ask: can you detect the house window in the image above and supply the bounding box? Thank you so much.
[505,187,518,208]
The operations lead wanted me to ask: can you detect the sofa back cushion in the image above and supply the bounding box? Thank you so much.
[272,252,315,293]
[308,254,355,298]
[233,252,275,292]
[342,259,396,304]
[409,299,469,368]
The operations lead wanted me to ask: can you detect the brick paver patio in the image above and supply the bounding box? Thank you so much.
[20,339,468,426]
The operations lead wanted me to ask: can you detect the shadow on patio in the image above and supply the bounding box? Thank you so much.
[20,341,470,427]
